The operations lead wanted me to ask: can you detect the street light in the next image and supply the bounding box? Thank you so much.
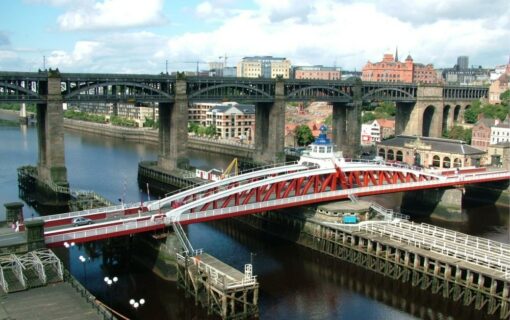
[129,298,146,309]
[104,276,118,306]
[78,255,89,286]
[63,241,75,249]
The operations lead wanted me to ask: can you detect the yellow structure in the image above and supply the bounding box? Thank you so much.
[237,56,291,78]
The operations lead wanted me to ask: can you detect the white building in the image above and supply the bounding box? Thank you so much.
[237,56,291,78]
[490,117,510,145]
[360,119,396,146]
[206,103,255,140]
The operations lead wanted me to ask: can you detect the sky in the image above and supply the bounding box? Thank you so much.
[0,0,509,74]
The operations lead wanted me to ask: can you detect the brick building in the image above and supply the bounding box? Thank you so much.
[362,52,439,84]
[471,118,497,151]
[293,66,341,80]
[206,103,255,140]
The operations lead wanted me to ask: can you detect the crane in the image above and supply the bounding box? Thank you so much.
[218,53,228,68]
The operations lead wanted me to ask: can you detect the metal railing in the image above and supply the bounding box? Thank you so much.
[28,201,155,223]
[176,253,257,290]
[45,218,165,244]
[359,222,510,278]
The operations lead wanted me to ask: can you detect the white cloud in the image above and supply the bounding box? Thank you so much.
[55,0,166,31]
[20,0,510,72]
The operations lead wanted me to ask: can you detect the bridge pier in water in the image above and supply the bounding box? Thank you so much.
[158,79,189,171]
[254,81,285,163]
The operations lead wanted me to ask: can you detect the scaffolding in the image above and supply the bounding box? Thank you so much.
[0,249,63,293]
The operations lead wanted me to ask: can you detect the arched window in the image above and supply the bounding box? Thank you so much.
[378,148,385,158]
[432,155,440,167]
[453,158,462,168]
[396,150,403,162]
[443,157,451,168]
[387,150,395,161]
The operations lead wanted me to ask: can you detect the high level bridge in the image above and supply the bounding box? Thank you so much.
[0,70,488,190]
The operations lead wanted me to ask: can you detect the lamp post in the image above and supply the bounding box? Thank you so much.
[63,241,75,249]
[78,255,89,286]
[129,298,146,311]
[104,276,118,306]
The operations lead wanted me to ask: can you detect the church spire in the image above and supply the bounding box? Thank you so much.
[395,46,399,62]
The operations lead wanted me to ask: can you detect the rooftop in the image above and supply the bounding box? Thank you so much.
[378,135,485,155]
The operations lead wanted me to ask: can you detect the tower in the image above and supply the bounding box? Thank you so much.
[395,47,399,62]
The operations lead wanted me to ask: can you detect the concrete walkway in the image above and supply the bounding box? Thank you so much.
[0,282,105,320]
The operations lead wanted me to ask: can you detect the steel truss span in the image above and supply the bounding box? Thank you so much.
[0,71,489,103]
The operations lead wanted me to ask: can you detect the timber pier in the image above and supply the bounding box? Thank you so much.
[312,219,510,319]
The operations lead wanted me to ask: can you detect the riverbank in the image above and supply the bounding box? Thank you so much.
[63,118,254,158]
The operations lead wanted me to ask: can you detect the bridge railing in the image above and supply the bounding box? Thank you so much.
[175,253,257,290]
[172,171,510,225]
[44,217,165,244]
[160,161,300,200]
[359,222,510,278]
[35,201,155,223]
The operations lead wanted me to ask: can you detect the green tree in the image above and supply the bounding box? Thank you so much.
[204,125,217,137]
[188,122,199,133]
[324,114,332,126]
[444,126,472,144]
[295,125,314,146]
[500,89,510,103]
[362,112,376,123]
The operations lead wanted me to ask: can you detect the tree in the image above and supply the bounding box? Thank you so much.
[362,112,376,123]
[188,122,199,133]
[324,114,332,126]
[500,89,510,103]
[444,126,472,144]
[295,125,314,146]
[204,125,217,137]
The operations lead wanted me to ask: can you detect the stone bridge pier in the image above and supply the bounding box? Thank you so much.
[254,81,285,163]
[158,79,189,171]
[332,83,362,158]
[36,72,68,188]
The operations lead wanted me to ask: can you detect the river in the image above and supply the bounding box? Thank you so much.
[0,114,508,320]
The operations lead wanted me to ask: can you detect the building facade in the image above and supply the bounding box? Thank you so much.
[471,118,495,151]
[293,66,341,80]
[237,56,291,78]
[490,117,510,145]
[360,119,395,146]
[206,103,255,140]
[489,74,510,104]
[377,136,485,168]
[361,53,439,84]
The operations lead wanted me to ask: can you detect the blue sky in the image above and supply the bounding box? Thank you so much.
[0,0,509,73]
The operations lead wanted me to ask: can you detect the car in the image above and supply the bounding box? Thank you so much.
[72,217,93,226]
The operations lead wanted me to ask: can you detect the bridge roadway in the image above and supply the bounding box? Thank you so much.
[17,161,507,247]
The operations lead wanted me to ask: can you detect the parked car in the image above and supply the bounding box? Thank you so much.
[72,217,93,226]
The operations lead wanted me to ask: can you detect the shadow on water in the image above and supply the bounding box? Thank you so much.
[205,217,501,320]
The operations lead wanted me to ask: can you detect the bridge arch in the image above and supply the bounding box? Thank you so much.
[362,87,415,100]
[286,85,352,101]
[188,83,273,100]
[64,81,173,100]
[442,104,451,133]
[0,82,42,100]
[453,105,461,123]
[422,105,435,137]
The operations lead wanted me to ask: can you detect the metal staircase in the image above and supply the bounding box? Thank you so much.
[172,221,198,256]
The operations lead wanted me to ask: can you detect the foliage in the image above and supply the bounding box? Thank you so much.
[361,101,395,123]
[295,125,314,146]
[464,99,509,124]
[110,115,137,127]
[188,123,217,137]
[323,114,332,126]
[204,125,217,136]
[143,117,158,128]
[443,126,472,144]
[188,122,199,133]
[500,89,510,103]
[362,112,376,123]
[64,110,107,123]
[0,103,36,112]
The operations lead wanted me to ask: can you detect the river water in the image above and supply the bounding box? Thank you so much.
[0,114,508,320]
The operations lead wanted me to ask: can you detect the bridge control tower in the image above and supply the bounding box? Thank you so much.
[298,125,345,169]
